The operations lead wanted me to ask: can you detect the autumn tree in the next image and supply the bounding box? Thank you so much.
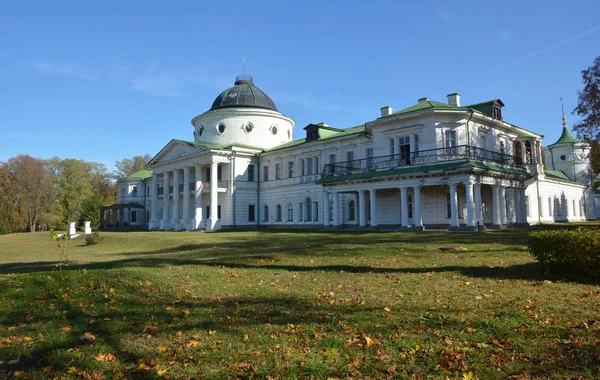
[114,154,152,178]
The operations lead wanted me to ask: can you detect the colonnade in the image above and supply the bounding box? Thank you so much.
[322,181,528,231]
[148,162,220,231]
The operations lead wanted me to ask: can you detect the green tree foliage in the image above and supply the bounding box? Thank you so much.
[573,56,600,140]
[114,154,152,179]
[48,158,94,223]
[82,192,104,230]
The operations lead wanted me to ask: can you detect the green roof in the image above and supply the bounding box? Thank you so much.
[551,127,580,145]
[121,170,153,181]
[543,170,582,185]
[266,125,366,153]
[385,99,467,117]
[317,161,530,184]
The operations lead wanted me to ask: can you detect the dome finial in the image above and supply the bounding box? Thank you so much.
[235,74,254,85]
[561,97,568,129]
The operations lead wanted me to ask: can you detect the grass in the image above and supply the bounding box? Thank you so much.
[0,225,599,379]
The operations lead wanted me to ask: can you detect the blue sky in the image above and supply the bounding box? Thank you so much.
[1,0,599,171]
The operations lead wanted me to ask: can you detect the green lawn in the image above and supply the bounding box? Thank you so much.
[1,226,599,379]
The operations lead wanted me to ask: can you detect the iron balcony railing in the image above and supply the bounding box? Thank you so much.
[322,145,523,177]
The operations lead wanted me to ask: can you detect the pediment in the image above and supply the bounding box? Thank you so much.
[149,140,208,166]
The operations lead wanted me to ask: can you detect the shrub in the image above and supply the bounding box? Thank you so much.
[0,222,11,235]
[528,227,600,277]
[85,232,104,246]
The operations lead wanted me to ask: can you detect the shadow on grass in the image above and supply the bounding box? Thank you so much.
[1,256,598,285]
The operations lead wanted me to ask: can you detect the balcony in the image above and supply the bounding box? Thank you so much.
[322,145,523,177]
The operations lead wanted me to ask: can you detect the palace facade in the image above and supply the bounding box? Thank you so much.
[105,75,598,231]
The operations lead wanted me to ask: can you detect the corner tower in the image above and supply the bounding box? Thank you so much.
[545,103,592,185]
[190,75,295,150]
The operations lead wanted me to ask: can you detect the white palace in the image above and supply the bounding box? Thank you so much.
[103,75,598,231]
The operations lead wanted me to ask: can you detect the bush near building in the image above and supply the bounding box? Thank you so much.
[528,227,600,276]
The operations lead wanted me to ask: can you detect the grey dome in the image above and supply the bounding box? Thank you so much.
[210,75,278,112]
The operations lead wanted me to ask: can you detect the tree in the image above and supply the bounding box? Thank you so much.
[573,56,600,140]
[49,158,94,223]
[1,155,52,232]
[114,154,152,178]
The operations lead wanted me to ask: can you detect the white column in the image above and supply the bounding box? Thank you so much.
[413,185,423,230]
[492,184,501,227]
[400,187,409,229]
[369,189,377,227]
[207,161,219,230]
[498,187,506,226]
[183,166,191,231]
[160,172,170,230]
[171,169,180,230]
[323,192,330,227]
[358,190,366,227]
[192,165,203,230]
[332,192,340,227]
[449,183,459,230]
[474,183,482,224]
[149,174,159,230]
[465,180,475,229]
[529,139,537,164]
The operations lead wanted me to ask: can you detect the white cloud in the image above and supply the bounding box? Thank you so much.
[30,61,95,79]
[130,68,209,97]
[435,4,453,22]
[273,92,343,110]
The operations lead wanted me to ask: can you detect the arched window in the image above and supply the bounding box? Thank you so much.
[305,197,312,221]
[514,142,522,163]
[276,205,282,222]
[348,200,356,221]
[263,205,269,222]
[524,141,532,164]
[287,204,293,222]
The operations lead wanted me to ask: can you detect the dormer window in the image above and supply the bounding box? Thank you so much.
[492,105,502,120]
[304,124,320,142]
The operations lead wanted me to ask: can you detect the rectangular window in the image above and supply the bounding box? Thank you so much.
[347,151,354,170]
[414,134,419,156]
[131,211,137,223]
[399,136,410,165]
[366,148,373,168]
[445,130,457,148]
[389,138,395,155]
[314,202,319,221]
[248,165,255,182]
[314,156,319,174]
[205,167,211,182]
[287,204,293,222]
[275,163,281,180]
[329,154,336,164]
[407,194,413,218]
[300,159,305,176]
[132,186,137,197]
[307,158,313,175]
[263,165,269,181]
[288,161,294,178]
[548,198,552,217]
[121,188,125,197]
[218,205,221,219]
[539,197,543,217]
[217,165,222,181]
[500,141,505,155]
[248,205,255,222]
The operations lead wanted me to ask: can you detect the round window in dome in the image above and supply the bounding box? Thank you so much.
[560,155,566,161]
[217,123,226,134]
[271,125,278,135]
[243,123,254,133]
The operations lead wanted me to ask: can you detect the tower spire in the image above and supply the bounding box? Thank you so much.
[560,97,568,129]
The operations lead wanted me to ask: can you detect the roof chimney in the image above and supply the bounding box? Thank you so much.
[418,97,429,104]
[447,93,461,107]
[380,106,393,117]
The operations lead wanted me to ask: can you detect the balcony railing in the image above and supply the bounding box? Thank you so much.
[322,145,523,177]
